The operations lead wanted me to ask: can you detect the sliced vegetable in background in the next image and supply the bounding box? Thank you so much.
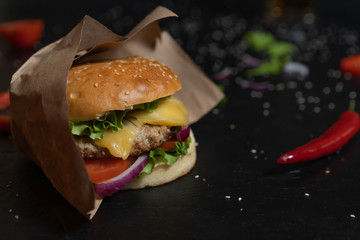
[0,91,11,133]
[266,41,294,59]
[244,30,275,52]
[0,19,44,49]
[0,91,10,110]
[340,54,360,77]
[247,56,291,76]
[0,115,10,133]
[243,30,297,77]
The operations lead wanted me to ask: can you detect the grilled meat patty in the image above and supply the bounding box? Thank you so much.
[75,124,181,159]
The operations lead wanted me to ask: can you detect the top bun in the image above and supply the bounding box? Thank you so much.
[67,57,181,121]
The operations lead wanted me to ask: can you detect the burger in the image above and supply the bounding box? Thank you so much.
[67,56,196,197]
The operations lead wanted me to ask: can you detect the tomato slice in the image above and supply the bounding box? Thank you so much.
[0,19,44,49]
[84,157,136,183]
[0,115,10,133]
[0,91,10,110]
[158,140,176,151]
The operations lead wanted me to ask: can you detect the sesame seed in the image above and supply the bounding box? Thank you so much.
[305,192,310,197]
[238,197,242,201]
[94,83,99,88]
[169,75,173,79]
[121,69,125,72]
[76,77,81,81]
[117,64,122,67]
[350,214,356,218]
[98,74,102,77]
[225,195,231,199]
[125,91,130,95]
[194,175,199,179]
[70,92,80,99]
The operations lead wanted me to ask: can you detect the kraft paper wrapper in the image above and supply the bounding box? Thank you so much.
[9,6,224,219]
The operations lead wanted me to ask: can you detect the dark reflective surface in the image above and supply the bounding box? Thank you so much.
[1,1,360,239]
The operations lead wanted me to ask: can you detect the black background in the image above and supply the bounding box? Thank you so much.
[1,0,360,239]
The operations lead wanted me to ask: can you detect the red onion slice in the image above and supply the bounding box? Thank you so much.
[211,67,232,82]
[95,154,148,197]
[175,125,190,142]
[242,54,261,68]
[237,79,269,91]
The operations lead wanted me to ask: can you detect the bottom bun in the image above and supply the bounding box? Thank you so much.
[122,130,196,190]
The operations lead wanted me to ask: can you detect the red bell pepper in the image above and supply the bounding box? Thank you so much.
[0,115,10,133]
[340,54,360,77]
[0,19,44,49]
[0,91,10,110]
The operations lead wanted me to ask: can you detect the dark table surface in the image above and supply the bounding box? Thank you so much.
[2,0,360,239]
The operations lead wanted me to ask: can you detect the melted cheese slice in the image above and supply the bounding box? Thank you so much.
[94,97,189,159]
[94,119,140,159]
[127,97,189,126]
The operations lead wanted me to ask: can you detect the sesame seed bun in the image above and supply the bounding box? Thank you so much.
[67,57,182,122]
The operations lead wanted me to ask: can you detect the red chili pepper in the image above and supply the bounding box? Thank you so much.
[277,110,360,164]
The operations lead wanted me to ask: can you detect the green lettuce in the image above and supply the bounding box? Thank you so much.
[70,98,164,139]
[140,137,191,175]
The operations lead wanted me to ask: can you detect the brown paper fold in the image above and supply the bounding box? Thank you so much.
[9,6,224,219]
